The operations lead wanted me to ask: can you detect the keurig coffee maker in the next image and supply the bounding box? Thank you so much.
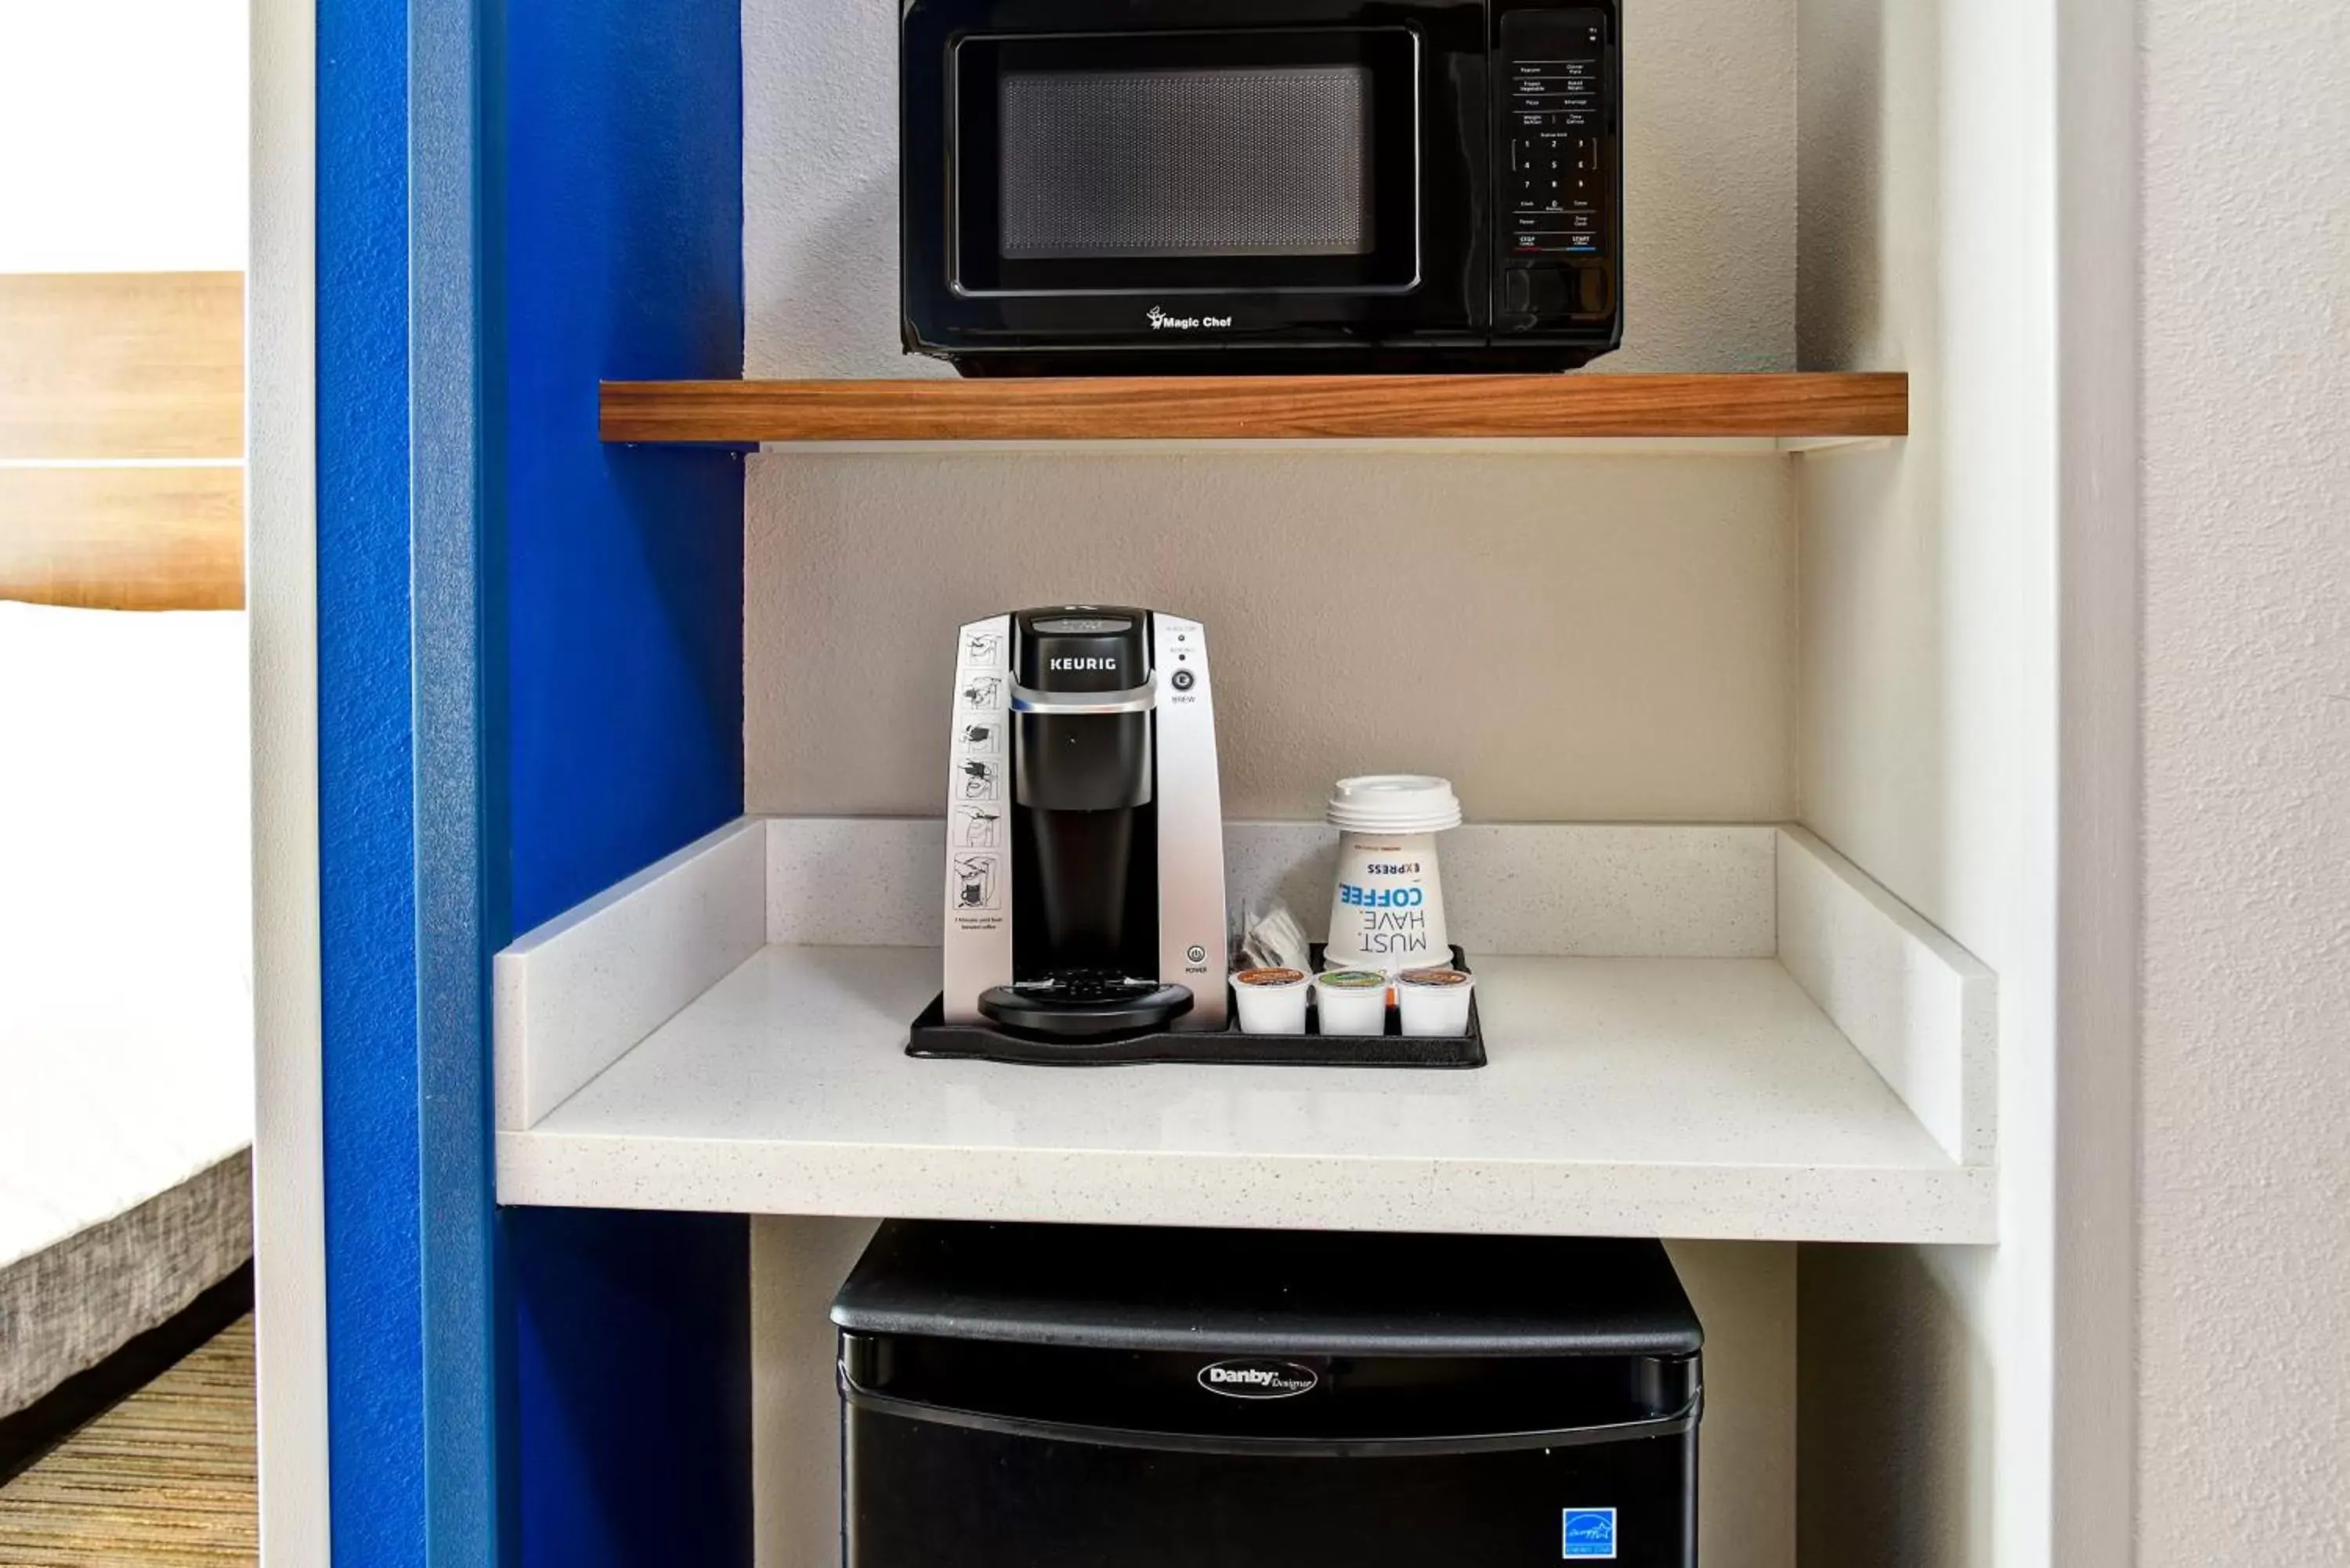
[938,607,1227,1039]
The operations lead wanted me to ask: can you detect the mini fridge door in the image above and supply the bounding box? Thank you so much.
[839,1337,1699,1568]
[833,1223,1704,1567]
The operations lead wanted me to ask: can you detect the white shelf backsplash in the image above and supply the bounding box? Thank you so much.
[493,817,1995,1242]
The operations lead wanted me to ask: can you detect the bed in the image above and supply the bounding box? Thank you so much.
[0,269,252,1422]
[0,600,253,1417]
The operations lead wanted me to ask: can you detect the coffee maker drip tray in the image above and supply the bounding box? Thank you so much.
[977,974,1195,1041]
[911,949,1488,1070]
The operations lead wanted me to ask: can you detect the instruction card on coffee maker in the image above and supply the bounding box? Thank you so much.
[943,617,1014,1021]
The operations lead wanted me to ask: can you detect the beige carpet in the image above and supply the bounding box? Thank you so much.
[0,1317,256,1566]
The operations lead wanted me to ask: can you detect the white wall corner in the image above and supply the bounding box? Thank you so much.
[1774,825,1997,1165]
[494,817,767,1129]
[751,1216,880,1568]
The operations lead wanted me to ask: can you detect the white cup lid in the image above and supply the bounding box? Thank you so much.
[1326,774,1462,833]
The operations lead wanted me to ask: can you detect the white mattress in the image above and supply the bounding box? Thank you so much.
[0,602,254,1413]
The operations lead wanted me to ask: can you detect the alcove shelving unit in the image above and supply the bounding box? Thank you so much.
[285,0,2094,1558]
[599,370,1908,449]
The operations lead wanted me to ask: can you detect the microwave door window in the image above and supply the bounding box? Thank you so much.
[997,66,1375,261]
[953,30,1423,297]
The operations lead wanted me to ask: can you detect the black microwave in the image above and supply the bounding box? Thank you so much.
[901,0,1623,376]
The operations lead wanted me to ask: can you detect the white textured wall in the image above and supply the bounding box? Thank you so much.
[746,450,1796,820]
[2138,5,2350,1562]
[1670,1241,1797,1568]
[1793,2,2066,1567]
[1792,0,1946,910]
[1798,1243,1992,1566]
[751,1217,878,1568]
[0,0,248,271]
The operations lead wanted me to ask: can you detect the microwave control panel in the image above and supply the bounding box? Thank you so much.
[1496,6,1617,333]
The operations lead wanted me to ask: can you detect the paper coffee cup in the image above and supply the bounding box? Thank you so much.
[1324,776,1461,973]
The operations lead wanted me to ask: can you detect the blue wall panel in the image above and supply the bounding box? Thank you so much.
[410,0,499,1555]
[316,0,425,1556]
[508,1211,753,1568]
[500,0,746,938]
[318,0,747,1555]
[494,0,750,1563]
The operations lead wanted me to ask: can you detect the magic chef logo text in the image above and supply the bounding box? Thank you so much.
[1148,305,1235,331]
[1197,1360,1319,1399]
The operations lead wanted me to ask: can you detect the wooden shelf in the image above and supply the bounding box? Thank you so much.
[599,372,1907,447]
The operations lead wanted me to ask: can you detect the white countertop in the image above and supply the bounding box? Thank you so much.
[497,943,1992,1242]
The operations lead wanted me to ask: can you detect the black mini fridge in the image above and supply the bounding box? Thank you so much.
[832,1222,1702,1567]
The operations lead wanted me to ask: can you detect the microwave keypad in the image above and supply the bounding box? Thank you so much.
[1499,8,1613,328]
[1507,135,1603,255]
[1509,56,1601,130]
[1502,14,1609,260]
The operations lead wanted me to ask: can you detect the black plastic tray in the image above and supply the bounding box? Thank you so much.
[905,947,1485,1069]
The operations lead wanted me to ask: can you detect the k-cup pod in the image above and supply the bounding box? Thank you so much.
[1325,775,1462,973]
[1313,968,1390,1037]
[1231,967,1311,1035]
[1396,966,1476,1038]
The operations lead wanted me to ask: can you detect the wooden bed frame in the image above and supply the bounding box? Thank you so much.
[0,272,244,611]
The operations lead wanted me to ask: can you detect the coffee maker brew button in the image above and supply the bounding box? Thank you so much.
[1170,668,1196,692]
